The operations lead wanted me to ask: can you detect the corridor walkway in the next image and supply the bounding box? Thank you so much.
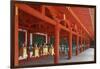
[60,48,94,63]
[19,48,94,66]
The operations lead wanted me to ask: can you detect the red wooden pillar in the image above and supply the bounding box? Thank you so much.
[68,31,72,59]
[86,40,88,49]
[27,31,30,60]
[87,39,90,48]
[80,38,83,52]
[54,24,60,64]
[82,39,84,51]
[83,38,85,51]
[85,40,86,49]
[89,40,90,48]
[76,36,79,55]
[82,38,83,51]
[47,35,50,44]
[86,41,87,49]
[14,6,19,66]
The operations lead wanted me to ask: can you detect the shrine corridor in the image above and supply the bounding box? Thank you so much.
[11,1,95,67]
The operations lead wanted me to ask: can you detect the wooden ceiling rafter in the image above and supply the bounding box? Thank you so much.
[67,7,92,39]
[46,6,60,22]
[46,6,71,30]
[16,4,57,26]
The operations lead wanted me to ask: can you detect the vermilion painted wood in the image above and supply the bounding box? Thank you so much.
[27,31,30,61]
[41,5,45,15]
[71,7,93,37]
[76,35,79,55]
[14,6,19,66]
[17,4,56,26]
[54,24,60,64]
[67,8,91,38]
[13,3,94,65]
[68,30,72,59]
[18,3,93,40]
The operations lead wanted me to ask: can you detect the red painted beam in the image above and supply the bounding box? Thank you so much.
[47,7,71,30]
[46,6,57,20]
[17,3,82,38]
[17,4,56,26]
[41,5,45,15]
